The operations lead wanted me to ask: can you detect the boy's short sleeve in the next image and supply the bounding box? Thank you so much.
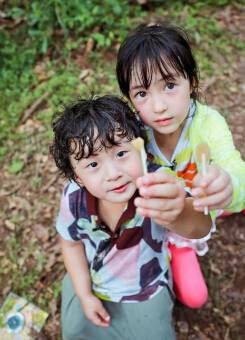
[56,182,82,241]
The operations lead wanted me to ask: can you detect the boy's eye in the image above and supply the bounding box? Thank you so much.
[87,161,98,168]
[117,150,128,158]
[165,83,175,90]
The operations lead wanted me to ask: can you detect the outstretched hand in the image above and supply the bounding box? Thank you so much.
[134,171,185,226]
[80,294,110,327]
[191,164,233,212]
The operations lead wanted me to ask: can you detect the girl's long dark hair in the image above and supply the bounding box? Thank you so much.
[116,23,199,100]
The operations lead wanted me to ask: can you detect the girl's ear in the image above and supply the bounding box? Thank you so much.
[190,80,195,94]
[190,78,198,97]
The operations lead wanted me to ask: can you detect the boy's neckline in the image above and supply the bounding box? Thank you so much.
[98,200,128,232]
[86,188,139,234]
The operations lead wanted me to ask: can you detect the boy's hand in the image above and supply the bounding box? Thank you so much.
[191,165,233,211]
[80,294,110,327]
[134,172,185,226]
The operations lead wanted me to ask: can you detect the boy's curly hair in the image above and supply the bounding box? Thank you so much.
[50,95,146,182]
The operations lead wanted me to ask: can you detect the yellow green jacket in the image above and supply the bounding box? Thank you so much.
[147,101,245,215]
[190,102,245,213]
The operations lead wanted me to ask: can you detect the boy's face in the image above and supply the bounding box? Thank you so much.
[70,136,143,204]
[129,66,192,140]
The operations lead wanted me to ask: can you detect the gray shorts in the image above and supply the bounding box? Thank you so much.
[61,274,176,340]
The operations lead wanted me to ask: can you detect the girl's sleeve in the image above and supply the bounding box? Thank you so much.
[56,183,82,241]
[201,108,245,213]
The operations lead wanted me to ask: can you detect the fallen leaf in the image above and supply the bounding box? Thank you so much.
[5,220,15,231]
[33,223,49,242]
[85,38,95,53]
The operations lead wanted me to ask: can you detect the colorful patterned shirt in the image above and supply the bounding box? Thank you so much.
[56,181,171,303]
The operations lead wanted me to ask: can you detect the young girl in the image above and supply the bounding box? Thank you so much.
[116,23,245,308]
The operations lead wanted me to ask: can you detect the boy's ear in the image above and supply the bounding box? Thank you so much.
[75,175,84,187]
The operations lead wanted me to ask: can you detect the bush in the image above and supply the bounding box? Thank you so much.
[0,0,144,148]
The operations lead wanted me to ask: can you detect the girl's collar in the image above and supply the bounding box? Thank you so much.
[148,100,196,165]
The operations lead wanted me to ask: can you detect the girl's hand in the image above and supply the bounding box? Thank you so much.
[134,172,185,226]
[191,165,233,211]
[80,294,110,327]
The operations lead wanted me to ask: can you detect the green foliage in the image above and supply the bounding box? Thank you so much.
[52,281,62,300]
[0,147,7,161]
[0,0,145,148]
[154,1,242,78]
[3,0,136,55]
[8,159,25,174]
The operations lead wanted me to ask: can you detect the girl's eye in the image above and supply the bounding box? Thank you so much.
[87,161,98,168]
[135,91,146,99]
[117,150,128,158]
[165,83,175,90]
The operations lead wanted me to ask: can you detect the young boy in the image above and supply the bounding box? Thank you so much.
[50,95,212,339]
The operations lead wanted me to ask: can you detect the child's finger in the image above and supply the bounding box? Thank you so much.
[91,313,110,327]
[204,174,231,196]
[138,182,182,199]
[135,195,183,212]
[91,307,110,327]
[193,173,231,198]
[136,171,176,187]
[193,165,219,189]
[192,172,204,188]
[191,187,206,198]
[136,206,181,225]
[98,307,110,323]
[194,197,232,212]
[192,173,210,190]
[193,186,232,210]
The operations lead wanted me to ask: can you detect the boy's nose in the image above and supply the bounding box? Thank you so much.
[106,164,122,182]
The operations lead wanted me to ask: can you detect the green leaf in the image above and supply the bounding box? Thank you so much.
[41,38,49,54]
[8,159,24,174]
[113,4,122,16]
[0,147,7,160]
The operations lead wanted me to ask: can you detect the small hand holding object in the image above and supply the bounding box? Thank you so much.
[81,294,110,327]
[195,143,211,215]
[192,164,233,211]
[132,137,147,174]
[132,138,185,224]
[134,171,185,225]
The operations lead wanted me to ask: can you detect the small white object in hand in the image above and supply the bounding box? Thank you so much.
[132,137,147,175]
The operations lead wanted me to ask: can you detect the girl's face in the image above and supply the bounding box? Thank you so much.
[129,67,192,140]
